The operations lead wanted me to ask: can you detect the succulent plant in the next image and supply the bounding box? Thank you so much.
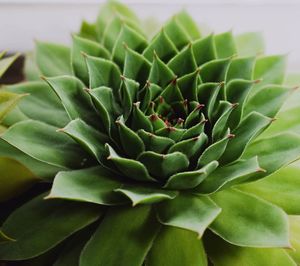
[1,1,300,265]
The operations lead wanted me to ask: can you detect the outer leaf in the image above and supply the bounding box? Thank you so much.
[0,157,39,202]
[112,25,147,66]
[288,215,300,264]
[71,34,110,84]
[176,10,201,40]
[205,231,295,266]
[47,167,124,205]
[147,226,208,266]
[0,91,27,122]
[80,205,160,266]
[238,165,300,215]
[253,55,287,92]
[1,120,87,169]
[196,157,261,194]
[115,185,178,206]
[210,189,290,248]
[0,194,101,260]
[85,54,121,91]
[235,32,265,56]
[0,53,19,78]
[192,34,216,66]
[244,85,291,118]
[61,118,108,162]
[44,75,99,127]
[214,31,237,58]
[157,194,221,237]
[143,30,178,63]
[35,42,72,76]
[243,133,300,182]
[5,81,69,128]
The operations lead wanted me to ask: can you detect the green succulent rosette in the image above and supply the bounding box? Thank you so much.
[1,1,300,265]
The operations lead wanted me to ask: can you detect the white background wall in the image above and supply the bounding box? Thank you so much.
[1,0,300,71]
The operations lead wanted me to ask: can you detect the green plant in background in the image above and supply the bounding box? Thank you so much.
[1,1,300,265]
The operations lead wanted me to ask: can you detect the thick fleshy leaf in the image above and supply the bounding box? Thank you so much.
[262,106,300,136]
[176,10,201,40]
[131,102,153,132]
[87,86,120,135]
[165,161,218,190]
[143,30,178,62]
[117,116,145,158]
[5,81,69,128]
[115,185,178,206]
[44,76,98,127]
[242,133,300,182]
[1,120,87,169]
[220,112,271,164]
[253,55,287,92]
[119,76,139,119]
[71,34,110,84]
[214,31,237,58]
[148,53,175,87]
[196,157,260,194]
[80,205,160,266]
[209,189,290,248]
[35,42,72,76]
[192,34,216,66]
[238,165,300,215]
[244,85,292,118]
[138,129,174,153]
[288,215,300,264]
[0,53,19,78]
[226,56,255,81]
[0,194,102,260]
[0,157,39,202]
[78,20,98,41]
[112,25,148,66]
[123,46,151,85]
[0,138,63,180]
[54,226,94,266]
[157,194,221,237]
[205,230,295,266]
[168,133,207,160]
[164,15,191,50]
[147,226,208,266]
[137,151,189,179]
[198,134,231,166]
[85,54,121,91]
[235,32,265,56]
[167,45,197,76]
[0,90,27,122]
[48,167,124,205]
[225,79,254,129]
[106,144,155,182]
[59,118,108,162]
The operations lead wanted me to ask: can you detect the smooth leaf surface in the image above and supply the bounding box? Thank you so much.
[36,42,72,76]
[157,194,221,237]
[1,120,87,169]
[80,205,160,266]
[205,231,295,266]
[0,157,39,202]
[0,194,102,260]
[210,189,290,248]
[48,167,124,205]
[147,226,208,266]
[238,165,300,214]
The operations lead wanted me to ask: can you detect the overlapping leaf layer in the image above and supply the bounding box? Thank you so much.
[1,1,300,265]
